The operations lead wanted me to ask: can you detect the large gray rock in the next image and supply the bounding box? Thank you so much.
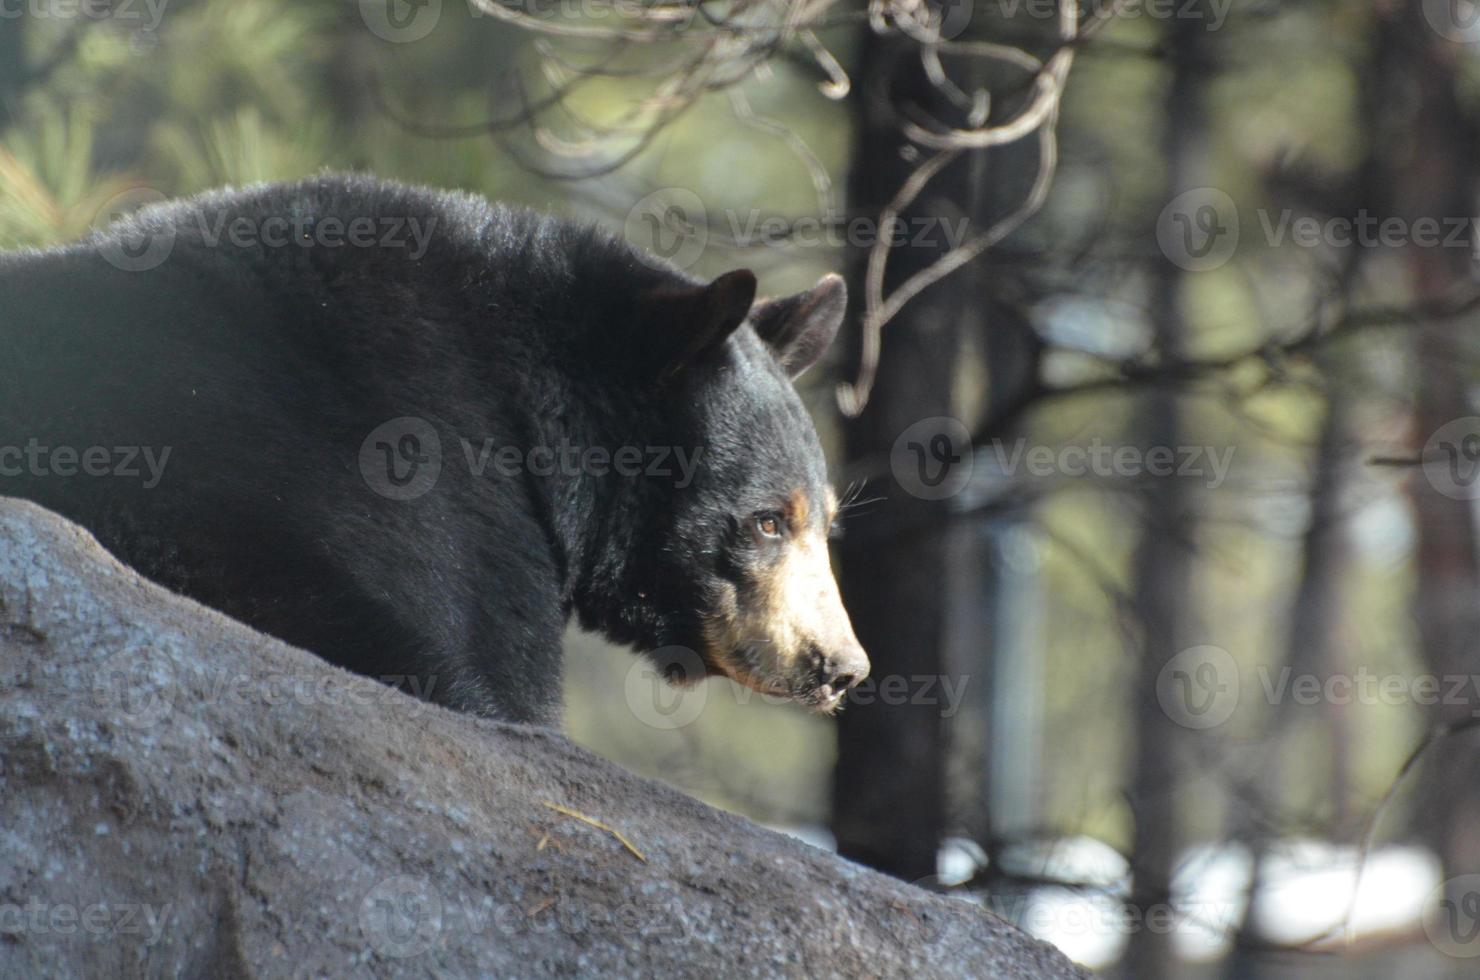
[0,497,1088,978]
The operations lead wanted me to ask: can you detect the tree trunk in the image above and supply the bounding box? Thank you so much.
[1224,383,1352,977]
[831,4,1066,886]
[1390,4,1480,896]
[1123,10,1210,979]
[831,24,988,880]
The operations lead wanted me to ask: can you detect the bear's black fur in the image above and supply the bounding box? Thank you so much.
[0,174,866,725]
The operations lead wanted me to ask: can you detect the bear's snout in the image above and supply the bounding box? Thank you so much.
[812,640,870,713]
[821,644,870,698]
[804,594,869,711]
[698,524,870,712]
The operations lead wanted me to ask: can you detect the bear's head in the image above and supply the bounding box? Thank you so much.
[591,268,870,714]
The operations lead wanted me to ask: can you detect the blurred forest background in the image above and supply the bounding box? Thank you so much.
[6,0,1480,976]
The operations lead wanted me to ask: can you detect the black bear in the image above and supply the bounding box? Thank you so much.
[0,174,869,726]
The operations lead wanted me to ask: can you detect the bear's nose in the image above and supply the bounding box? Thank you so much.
[823,644,870,694]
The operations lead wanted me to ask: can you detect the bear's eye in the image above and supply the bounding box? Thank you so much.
[754,513,783,539]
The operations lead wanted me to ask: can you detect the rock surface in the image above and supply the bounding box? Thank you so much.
[0,497,1088,978]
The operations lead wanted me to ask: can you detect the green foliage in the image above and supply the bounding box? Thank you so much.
[0,105,134,247]
[152,107,336,189]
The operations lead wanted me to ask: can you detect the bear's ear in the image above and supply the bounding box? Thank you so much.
[646,269,757,379]
[750,273,847,379]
